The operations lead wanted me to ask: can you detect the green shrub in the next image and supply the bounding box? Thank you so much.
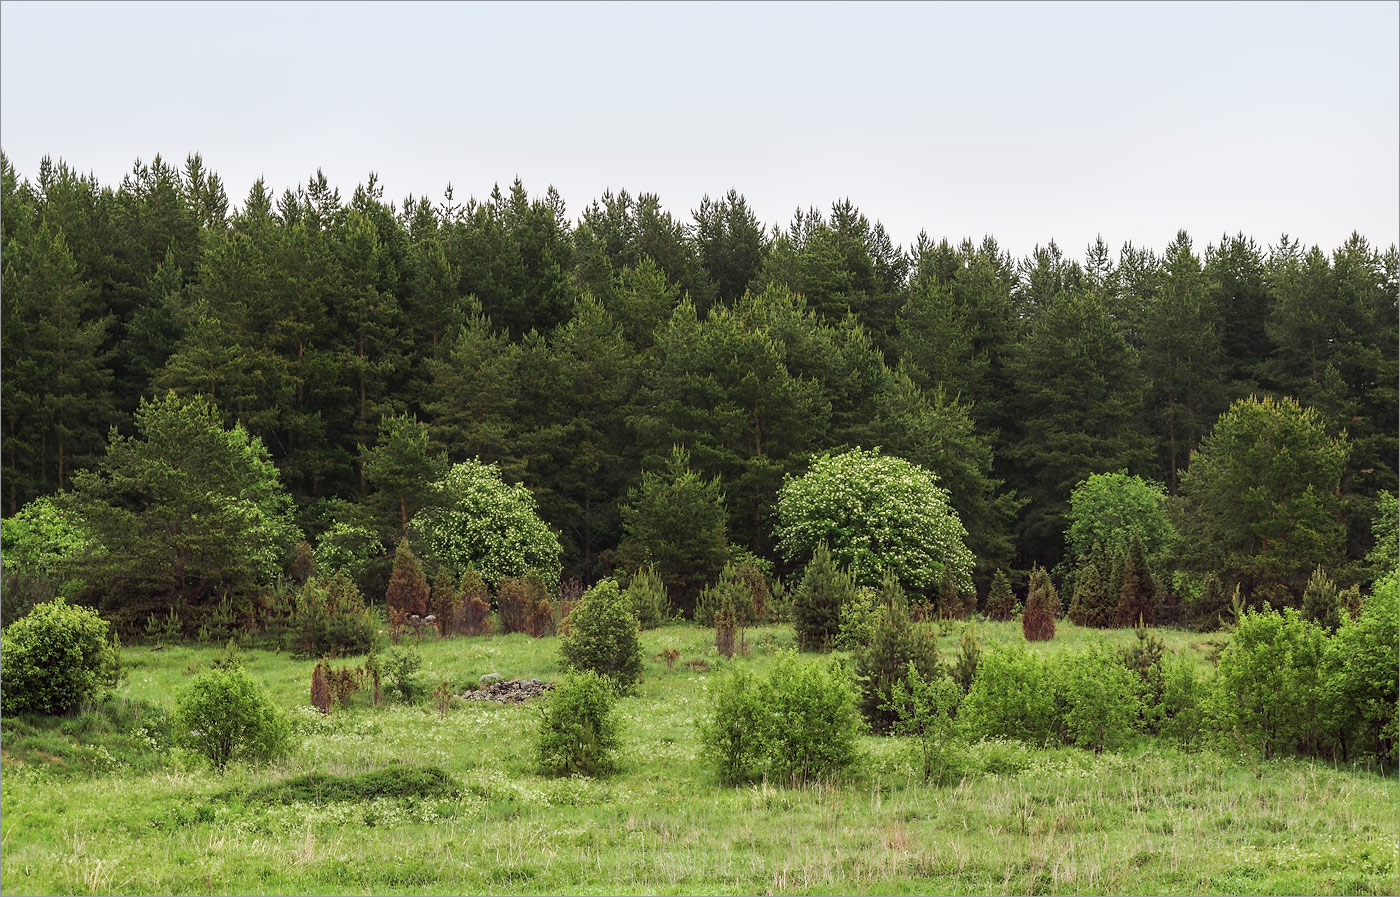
[535,671,620,777]
[289,572,377,657]
[1052,647,1142,751]
[173,666,291,771]
[625,564,669,630]
[381,646,425,703]
[835,586,880,652]
[1211,607,1327,759]
[792,543,859,652]
[1320,572,1398,764]
[951,622,982,693]
[762,652,863,782]
[854,574,940,733]
[558,579,644,690]
[1156,653,1208,749]
[237,765,458,805]
[959,645,1057,745]
[1,598,116,716]
[701,668,769,783]
[1301,567,1343,633]
[883,661,963,783]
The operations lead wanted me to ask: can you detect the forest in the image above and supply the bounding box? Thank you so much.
[3,151,1399,896]
[2,151,1394,621]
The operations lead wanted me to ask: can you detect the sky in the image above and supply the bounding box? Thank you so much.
[2,0,1397,260]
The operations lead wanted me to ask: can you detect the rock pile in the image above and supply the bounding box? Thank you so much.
[461,678,555,703]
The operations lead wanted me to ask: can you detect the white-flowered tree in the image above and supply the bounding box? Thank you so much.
[412,459,562,588]
[774,448,974,596]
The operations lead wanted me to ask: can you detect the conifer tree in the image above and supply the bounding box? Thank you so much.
[1115,534,1156,628]
[1301,567,1342,633]
[792,543,859,652]
[1022,565,1057,641]
[985,569,1017,622]
[855,572,940,733]
[429,567,459,636]
[385,538,429,617]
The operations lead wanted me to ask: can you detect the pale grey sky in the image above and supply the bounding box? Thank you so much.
[2,0,1396,259]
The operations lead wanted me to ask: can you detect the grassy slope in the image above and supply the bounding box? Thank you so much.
[1,621,1395,896]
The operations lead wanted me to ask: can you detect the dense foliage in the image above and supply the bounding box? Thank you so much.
[1,154,1393,625]
[172,665,290,771]
[535,670,621,777]
[0,598,116,715]
[774,448,974,595]
[557,578,645,690]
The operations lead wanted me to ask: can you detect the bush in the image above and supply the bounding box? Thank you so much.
[883,661,963,783]
[497,573,551,635]
[701,652,863,784]
[1301,567,1343,633]
[1115,534,1157,628]
[1053,647,1142,751]
[459,566,492,636]
[535,670,620,777]
[959,645,1057,745]
[1067,549,1113,627]
[1156,654,1208,749]
[381,646,426,703]
[289,572,378,657]
[558,579,644,690]
[173,666,291,771]
[385,538,430,617]
[1021,565,1057,641]
[1320,572,1398,764]
[696,560,765,627]
[855,574,940,733]
[701,668,769,783]
[792,543,859,652]
[1211,607,1327,759]
[626,564,670,630]
[1,598,117,716]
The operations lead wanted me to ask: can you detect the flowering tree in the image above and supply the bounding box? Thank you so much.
[774,448,974,595]
[412,459,561,587]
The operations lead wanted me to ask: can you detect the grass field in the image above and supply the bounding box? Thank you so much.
[2,621,1396,895]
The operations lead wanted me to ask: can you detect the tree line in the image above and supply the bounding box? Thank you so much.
[3,151,1395,606]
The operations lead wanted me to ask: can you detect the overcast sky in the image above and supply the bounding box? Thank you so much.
[2,0,1396,260]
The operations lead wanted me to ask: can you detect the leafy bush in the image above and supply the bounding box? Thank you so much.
[1021,565,1057,641]
[311,521,380,583]
[1053,647,1142,751]
[959,645,1057,745]
[1,598,117,716]
[1320,572,1398,764]
[1155,653,1208,749]
[701,668,769,783]
[625,564,670,630]
[381,646,425,703]
[535,670,620,777]
[0,495,93,607]
[774,448,975,595]
[413,459,562,587]
[173,666,291,771]
[854,574,940,733]
[883,661,963,782]
[792,543,859,652]
[1211,607,1327,759]
[701,652,863,784]
[835,586,880,652]
[558,579,644,690]
[289,572,378,657]
[1065,472,1175,571]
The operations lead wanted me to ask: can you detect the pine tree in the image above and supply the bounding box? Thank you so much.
[1301,567,1342,633]
[1067,559,1107,627]
[793,543,859,652]
[1022,565,1057,641]
[985,569,1017,622]
[1115,534,1156,628]
[856,573,940,733]
[385,538,429,617]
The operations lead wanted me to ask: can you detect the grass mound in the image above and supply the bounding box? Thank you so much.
[232,765,459,805]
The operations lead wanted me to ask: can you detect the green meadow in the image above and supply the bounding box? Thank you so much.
[2,621,1396,896]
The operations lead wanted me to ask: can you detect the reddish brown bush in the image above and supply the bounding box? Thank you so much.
[1022,565,1057,642]
[310,660,332,714]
